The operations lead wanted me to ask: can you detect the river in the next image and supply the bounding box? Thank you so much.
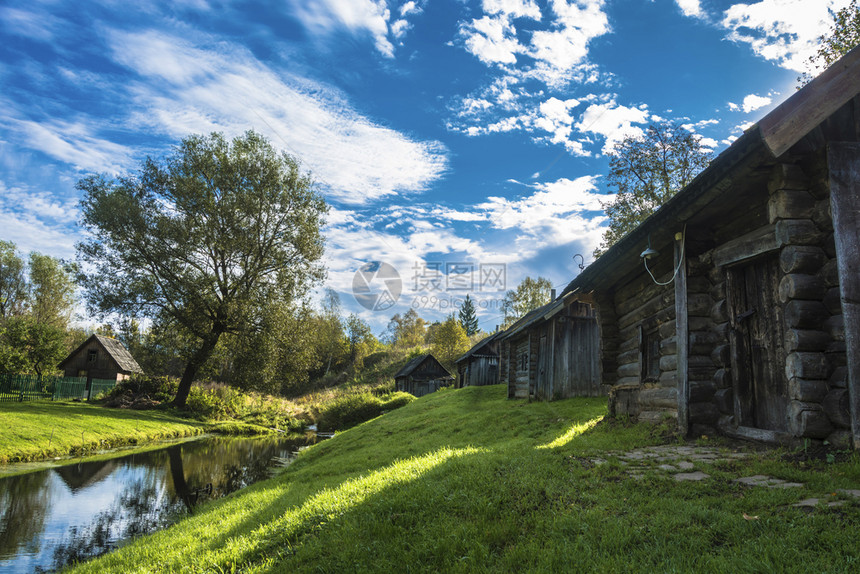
[0,434,319,573]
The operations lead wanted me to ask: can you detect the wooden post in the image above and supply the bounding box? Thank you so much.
[828,142,860,449]
[674,233,689,436]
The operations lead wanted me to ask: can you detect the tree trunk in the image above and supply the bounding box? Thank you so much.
[173,333,221,408]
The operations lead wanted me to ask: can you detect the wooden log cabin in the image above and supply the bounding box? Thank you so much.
[58,334,143,387]
[560,45,860,448]
[499,291,601,400]
[454,331,502,388]
[394,354,453,397]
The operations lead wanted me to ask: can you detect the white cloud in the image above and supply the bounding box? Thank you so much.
[575,100,650,154]
[721,0,853,72]
[528,0,610,77]
[482,0,542,20]
[0,180,79,258]
[289,0,424,57]
[461,15,523,65]
[675,0,703,18]
[0,7,59,42]
[105,29,447,204]
[741,93,773,113]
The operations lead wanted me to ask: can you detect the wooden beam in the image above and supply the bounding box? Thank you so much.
[828,142,860,449]
[675,234,690,436]
[760,45,860,158]
[712,224,778,267]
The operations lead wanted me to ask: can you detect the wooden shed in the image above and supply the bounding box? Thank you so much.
[59,334,143,387]
[394,354,453,397]
[454,332,502,388]
[560,45,860,448]
[499,293,601,400]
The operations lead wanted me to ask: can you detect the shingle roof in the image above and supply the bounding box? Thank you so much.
[59,334,144,374]
[393,353,452,379]
[454,331,503,364]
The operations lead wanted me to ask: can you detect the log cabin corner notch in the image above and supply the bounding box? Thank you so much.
[560,44,860,448]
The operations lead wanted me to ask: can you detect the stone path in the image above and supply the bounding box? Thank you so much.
[587,444,860,509]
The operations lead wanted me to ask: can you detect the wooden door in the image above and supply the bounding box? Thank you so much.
[727,255,788,431]
[537,335,548,397]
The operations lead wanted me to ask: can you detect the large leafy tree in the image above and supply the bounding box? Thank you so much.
[595,122,711,257]
[802,0,860,84]
[458,294,479,336]
[430,314,470,368]
[28,253,76,329]
[77,131,327,407]
[502,276,553,327]
[0,241,27,319]
[387,308,427,348]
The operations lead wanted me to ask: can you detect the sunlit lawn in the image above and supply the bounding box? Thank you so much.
[0,401,208,464]
[68,385,860,573]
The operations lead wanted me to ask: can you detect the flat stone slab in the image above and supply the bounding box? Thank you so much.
[793,498,845,508]
[734,475,804,488]
[674,471,709,481]
[838,489,860,498]
[677,461,695,470]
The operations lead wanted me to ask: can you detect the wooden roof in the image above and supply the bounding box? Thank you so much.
[59,334,144,374]
[560,44,860,297]
[393,353,452,379]
[454,331,503,364]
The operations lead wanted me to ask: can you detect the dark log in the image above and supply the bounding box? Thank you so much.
[778,273,826,303]
[711,299,729,323]
[830,366,848,389]
[689,331,721,355]
[779,245,827,274]
[687,276,711,294]
[785,329,830,352]
[708,266,725,286]
[689,355,715,380]
[659,370,678,386]
[713,321,730,337]
[689,402,719,424]
[618,292,674,330]
[822,258,840,287]
[768,163,809,193]
[824,233,837,258]
[768,190,815,223]
[824,286,842,314]
[827,429,853,449]
[788,377,829,402]
[688,294,712,317]
[617,348,639,366]
[659,355,677,372]
[827,340,847,355]
[713,224,778,267]
[812,199,833,232]
[776,219,824,247]
[615,376,640,387]
[714,367,732,389]
[823,389,852,428]
[714,387,733,414]
[784,300,829,329]
[688,317,712,332]
[617,362,640,378]
[710,280,726,302]
[711,345,730,368]
[658,321,675,339]
[689,379,716,402]
[824,314,845,341]
[785,352,828,380]
[638,410,677,424]
[660,336,678,355]
[789,401,833,439]
[640,387,677,409]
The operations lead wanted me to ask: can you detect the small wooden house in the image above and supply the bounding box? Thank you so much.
[499,292,601,400]
[394,354,453,397]
[454,332,502,388]
[560,45,860,448]
[59,334,143,387]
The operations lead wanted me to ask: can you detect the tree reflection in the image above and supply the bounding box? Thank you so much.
[0,471,51,558]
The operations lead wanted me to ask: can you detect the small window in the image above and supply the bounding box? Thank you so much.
[641,328,660,383]
[87,350,98,363]
[519,351,528,372]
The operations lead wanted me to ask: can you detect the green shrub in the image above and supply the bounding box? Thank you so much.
[380,391,415,410]
[316,392,383,431]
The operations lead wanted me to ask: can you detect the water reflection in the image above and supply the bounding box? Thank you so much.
[0,434,316,573]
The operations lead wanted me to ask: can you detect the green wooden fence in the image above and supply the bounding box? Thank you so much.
[0,374,117,403]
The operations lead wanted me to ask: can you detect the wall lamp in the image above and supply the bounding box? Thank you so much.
[641,226,686,286]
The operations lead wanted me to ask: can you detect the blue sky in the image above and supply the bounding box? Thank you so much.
[0,0,849,333]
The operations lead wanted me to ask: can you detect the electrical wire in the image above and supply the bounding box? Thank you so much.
[643,224,686,286]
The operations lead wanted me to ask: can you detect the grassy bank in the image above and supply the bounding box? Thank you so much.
[0,401,209,463]
[68,385,860,573]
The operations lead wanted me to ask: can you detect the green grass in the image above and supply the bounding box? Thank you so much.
[0,401,209,463]
[65,385,860,573]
